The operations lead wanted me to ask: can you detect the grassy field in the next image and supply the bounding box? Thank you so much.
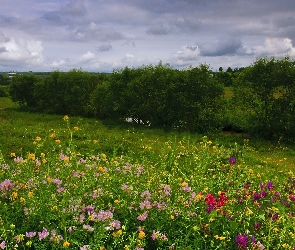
[1,97,295,249]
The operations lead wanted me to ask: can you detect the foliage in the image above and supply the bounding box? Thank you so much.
[91,63,224,132]
[9,73,42,107]
[232,56,295,140]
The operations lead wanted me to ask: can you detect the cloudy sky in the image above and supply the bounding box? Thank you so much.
[1,0,295,72]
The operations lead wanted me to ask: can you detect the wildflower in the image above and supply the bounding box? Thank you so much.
[63,115,69,121]
[0,179,14,192]
[63,241,70,247]
[26,232,36,238]
[55,139,61,144]
[12,191,18,199]
[273,227,279,233]
[20,197,26,205]
[28,192,34,198]
[282,243,289,248]
[35,136,42,141]
[38,227,49,240]
[236,234,248,249]
[0,241,5,249]
[50,133,56,138]
[138,231,146,239]
[137,211,148,221]
[14,234,25,243]
[219,236,226,240]
[83,224,94,232]
[80,246,91,250]
[10,152,16,157]
[73,126,79,131]
[28,153,35,161]
[229,156,236,164]
[112,230,122,237]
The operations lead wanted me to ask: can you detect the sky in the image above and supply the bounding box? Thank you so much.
[1,0,295,72]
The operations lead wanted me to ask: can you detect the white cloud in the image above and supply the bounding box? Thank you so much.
[253,37,295,57]
[174,45,200,61]
[80,51,96,61]
[0,34,44,64]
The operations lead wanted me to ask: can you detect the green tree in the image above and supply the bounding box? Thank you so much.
[9,73,42,108]
[233,56,295,139]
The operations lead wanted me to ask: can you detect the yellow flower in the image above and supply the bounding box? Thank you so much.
[93,140,98,144]
[181,182,188,187]
[112,230,122,237]
[138,231,146,239]
[28,192,34,198]
[47,177,52,183]
[50,133,56,138]
[219,236,226,240]
[28,153,35,161]
[63,241,70,247]
[73,126,79,131]
[214,235,219,239]
[42,159,47,164]
[273,227,279,233]
[63,157,69,163]
[246,209,253,215]
[12,192,18,200]
[40,153,45,158]
[170,215,175,220]
[55,139,61,144]
[35,136,42,141]
[20,197,26,205]
[114,199,120,204]
[63,115,69,121]
[52,206,58,211]
[248,169,254,174]
[97,166,105,172]
[282,243,290,248]
[10,152,16,157]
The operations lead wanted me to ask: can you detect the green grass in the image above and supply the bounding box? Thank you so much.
[1,97,295,249]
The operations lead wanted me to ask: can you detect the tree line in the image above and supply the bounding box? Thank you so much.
[8,56,295,142]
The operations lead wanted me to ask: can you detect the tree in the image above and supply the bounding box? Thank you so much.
[233,56,295,139]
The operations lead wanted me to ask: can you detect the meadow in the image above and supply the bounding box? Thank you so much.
[1,97,295,249]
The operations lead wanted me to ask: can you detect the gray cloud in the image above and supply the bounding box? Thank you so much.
[97,44,113,52]
[200,37,244,57]
[1,0,295,72]
[0,47,8,53]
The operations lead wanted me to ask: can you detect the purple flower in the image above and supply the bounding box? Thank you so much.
[0,241,5,249]
[229,157,236,164]
[236,234,248,249]
[0,179,14,192]
[38,227,49,240]
[26,232,36,238]
[83,224,94,232]
[110,220,121,230]
[137,211,148,221]
[267,182,273,190]
[253,192,261,201]
[272,213,279,221]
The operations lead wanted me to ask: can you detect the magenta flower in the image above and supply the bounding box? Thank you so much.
[229,156,236,164]
[236,234,248,249]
